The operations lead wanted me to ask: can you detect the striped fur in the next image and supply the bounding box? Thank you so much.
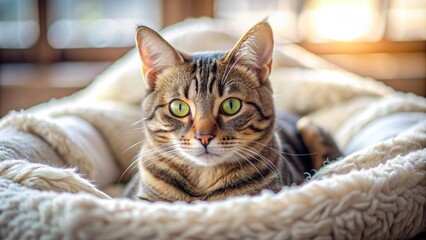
[135,21,340,202]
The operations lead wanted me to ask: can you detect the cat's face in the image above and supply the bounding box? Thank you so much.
[136,21,275,167]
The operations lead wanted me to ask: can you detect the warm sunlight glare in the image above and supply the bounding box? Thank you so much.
[314,2,372,41]
[301,0,381,42]
[387,0,426,40]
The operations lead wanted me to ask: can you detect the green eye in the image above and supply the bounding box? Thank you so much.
[220,98,242,115]
[169,100,190,117]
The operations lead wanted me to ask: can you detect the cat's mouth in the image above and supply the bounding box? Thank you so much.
[194,152,223,166]
[197,151,220,159]
[197,152,219,158]
[178,146,231,166]
[199,146,216,155]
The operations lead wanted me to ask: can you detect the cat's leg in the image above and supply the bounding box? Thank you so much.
[296,117,342,170]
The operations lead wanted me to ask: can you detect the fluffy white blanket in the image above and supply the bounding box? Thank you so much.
[0,19,425,239]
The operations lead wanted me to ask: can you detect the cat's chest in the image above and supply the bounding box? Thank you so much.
[187,167,226,193]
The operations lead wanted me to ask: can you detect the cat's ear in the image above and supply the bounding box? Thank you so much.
[136,26,184,89]
[222,21,274,83]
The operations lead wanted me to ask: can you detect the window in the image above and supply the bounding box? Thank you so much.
[299,0,385,42]
[0,0,162,62]
[47,0,161,48]
[215,0,426,43]
[0,0,39,49]
[215,0,301,42]
[387,0,426,41]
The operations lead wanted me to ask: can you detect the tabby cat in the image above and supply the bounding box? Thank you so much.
[133,21,341,202]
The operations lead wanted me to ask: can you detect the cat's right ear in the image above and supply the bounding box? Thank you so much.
[136,26,184,89]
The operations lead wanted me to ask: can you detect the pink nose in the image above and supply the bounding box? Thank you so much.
[195,132,215,147]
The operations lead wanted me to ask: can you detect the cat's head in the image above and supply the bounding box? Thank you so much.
[136,21,275,167]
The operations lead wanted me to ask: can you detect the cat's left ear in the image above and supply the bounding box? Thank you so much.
[223,21,274,83]
[136,26,184,89]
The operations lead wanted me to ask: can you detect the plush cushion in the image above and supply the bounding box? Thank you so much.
[345,112,426,154]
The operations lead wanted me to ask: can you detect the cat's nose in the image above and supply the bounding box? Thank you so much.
[195,132,215,147]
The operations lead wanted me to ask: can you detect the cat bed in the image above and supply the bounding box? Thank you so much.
[1,19,425,239]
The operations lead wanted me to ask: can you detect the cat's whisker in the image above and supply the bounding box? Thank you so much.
[141,149,179,167]
[238,146,282,188]
[120,141,144,155]
[137,143,179,159]
[236,138,316,157]
[234,148,273,191]
[243,145,283,187]
[140,149,182,172]
[240,145,279,175]
[126,148,181,182]
[118,143,179,184]
[126,124,147,131]
[117,159,139,184]
[139,141,180,158]
[129,117,148,128]
[232,155,244,172]
[123,129,145,135]
[127,127,146,132]
[124,119,147,135]
[127,144,179,171]
[236,138,305,184]
[120,139,148,156]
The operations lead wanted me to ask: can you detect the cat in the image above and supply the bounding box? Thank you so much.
[131,20,341,202]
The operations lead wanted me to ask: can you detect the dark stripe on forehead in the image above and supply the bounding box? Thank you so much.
[193,60,200,93]
[192,61,197,73]
[208,59,217,94]
[192,78,198,94]
[184,84,189,99]
[218,81,225,97]
[184,68,192,99]
[200,58,210,93]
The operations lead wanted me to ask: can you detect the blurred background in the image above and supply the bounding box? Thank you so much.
[0,0,425,116]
